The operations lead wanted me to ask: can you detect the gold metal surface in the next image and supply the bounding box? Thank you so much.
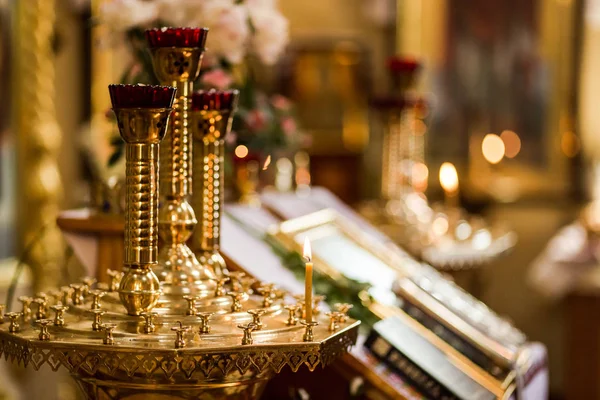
[148,46,215,291]
[191,106,236,277]
[114,107,172,316]
[14,0,64,292]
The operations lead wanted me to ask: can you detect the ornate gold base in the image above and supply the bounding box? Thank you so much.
[197,250,228,278]
[72,374,271,400]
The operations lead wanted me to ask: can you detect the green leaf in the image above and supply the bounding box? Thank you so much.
[107,146,123,166]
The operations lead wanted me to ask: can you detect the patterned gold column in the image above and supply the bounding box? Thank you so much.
[190,90,239,277]
[109,84,176,315]
[380,57,422,200]
[13,0,64,291]
[145,28,216,292]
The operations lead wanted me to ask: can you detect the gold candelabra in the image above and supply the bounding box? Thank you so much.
[146,28,216,292]
[190,89,239,277]
[0,33,359,400]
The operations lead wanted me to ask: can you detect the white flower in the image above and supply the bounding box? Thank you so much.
[249,6,289,65]
[155,0,199,27]
[245,0,276,8]
[99,0,158,31]
[199,0,250,64]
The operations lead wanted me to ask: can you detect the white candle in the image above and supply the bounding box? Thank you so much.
[303,237,313,323]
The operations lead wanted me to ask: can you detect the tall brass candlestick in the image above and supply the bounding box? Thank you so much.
[190,90,239,277]
[109,84,176,315]
[146,28,216,291]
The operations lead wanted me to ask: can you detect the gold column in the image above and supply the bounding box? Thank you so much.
[190,90,239,277]
[146,28,216,291]
[109,84,175,316]
[13,0,64,291]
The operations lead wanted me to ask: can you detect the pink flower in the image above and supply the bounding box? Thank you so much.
[271,94,291,111]
[246,110,268,132]
[281,116,297,136]
[200,69,234,90]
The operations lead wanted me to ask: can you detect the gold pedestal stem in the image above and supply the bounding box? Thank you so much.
[192,110,234,277]
[118,141,162,315]
[157,80,215,287]
[113,103,172,316]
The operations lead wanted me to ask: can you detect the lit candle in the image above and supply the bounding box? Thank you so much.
[439,162,459,209]
[303,237,313,323]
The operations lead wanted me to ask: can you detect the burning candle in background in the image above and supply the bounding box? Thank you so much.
[439,162,459,209]
[303,237,313,323]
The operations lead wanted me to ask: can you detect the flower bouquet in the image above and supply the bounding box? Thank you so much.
[98,0,305,167]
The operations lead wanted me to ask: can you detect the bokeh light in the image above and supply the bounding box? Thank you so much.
[500,130,521,158]
[234,145,249,159]
[439,162,458,193]
[482,134,505,164]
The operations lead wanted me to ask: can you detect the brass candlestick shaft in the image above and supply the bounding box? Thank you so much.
[110,82,175,316]
[191,91,238,277]
[117,111,167,315]
[148,43,216,290]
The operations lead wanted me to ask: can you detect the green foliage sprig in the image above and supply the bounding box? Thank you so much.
[227,212,379,328]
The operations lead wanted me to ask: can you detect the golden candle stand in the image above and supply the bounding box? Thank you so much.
[146,27,217,293]
[0,79,359,399]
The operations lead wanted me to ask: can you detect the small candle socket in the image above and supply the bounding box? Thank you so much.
[101,324,117,345]
[34,297,49,320]
[91,310,106,331]
[6,313,21,333]
[228,292,243,313]
[257,284,275,308]
[284,304,299,326]
[334,303,353,323]
[213,277,230,297]
[59,287,71,306]
[107,269,123,292]
[90,290,106,310]
[301,320,318,342]
[51,305,68,327]
[247,309,266,331]
[237,323,257,345]
[18,296,33,320]
[36,319,52,341]
[141,312,158,334]
[70,284,84,305]
[197,313,213,334]
[171,322,190,349]
[228,272,246,292]
[183,296,199,316]
[326,312,342,332]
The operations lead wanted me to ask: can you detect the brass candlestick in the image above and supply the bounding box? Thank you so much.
[109,83,176,315]
[146,28,216,291]
[190,90,239,277]
[377,57,423,201]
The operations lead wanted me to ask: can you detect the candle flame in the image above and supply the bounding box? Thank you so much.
[303,237,312,262]
[439,162,459,193]
[262,154,271,170]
